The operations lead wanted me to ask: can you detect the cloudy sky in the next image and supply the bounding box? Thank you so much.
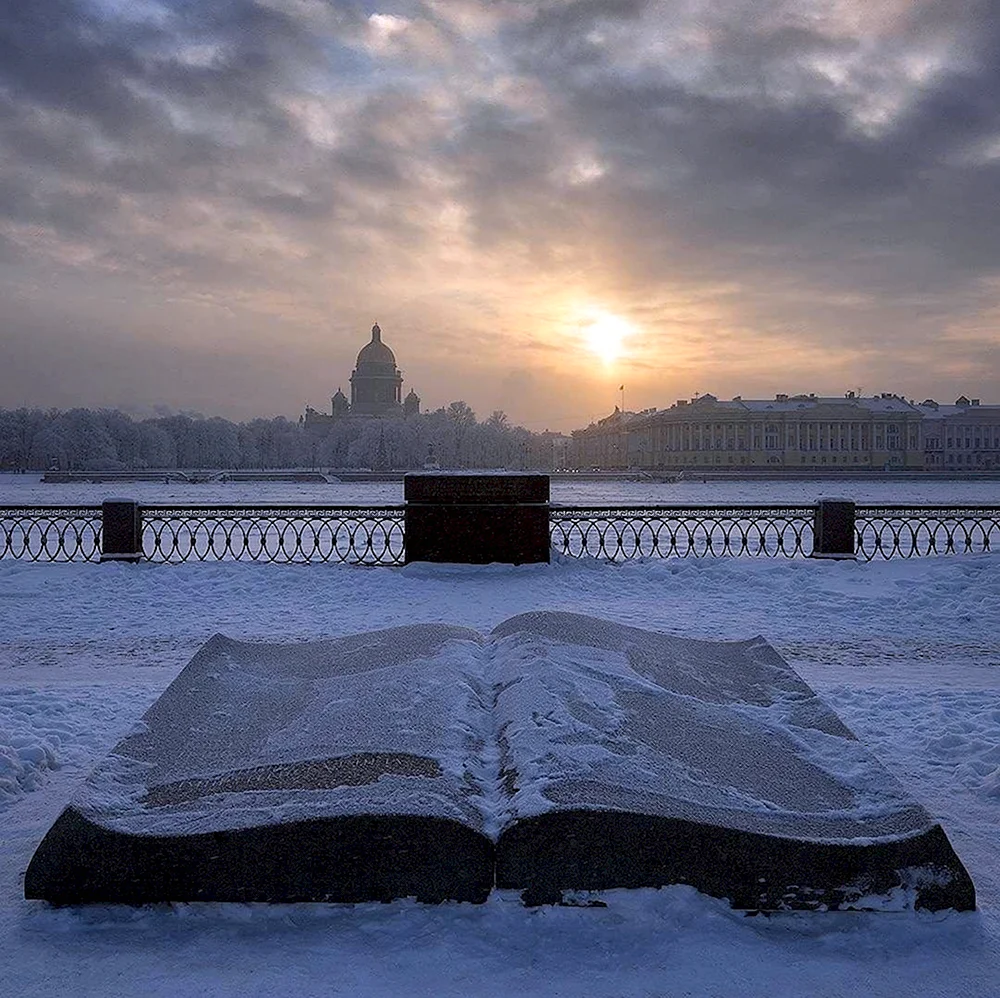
[2,0,999,429]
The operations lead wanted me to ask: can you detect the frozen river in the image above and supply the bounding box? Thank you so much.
[0,473,997,507]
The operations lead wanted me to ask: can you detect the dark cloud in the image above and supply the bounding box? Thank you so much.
[1,0,999,422]
[503,0,1000,297]
[0,1,151,133]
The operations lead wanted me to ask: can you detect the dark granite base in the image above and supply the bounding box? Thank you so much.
[26,806,977,911]
[25,809,495,905]
[403,504,550,564]
[495,810,976,911]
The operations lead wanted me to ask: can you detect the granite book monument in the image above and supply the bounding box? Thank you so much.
[25,612,974,911]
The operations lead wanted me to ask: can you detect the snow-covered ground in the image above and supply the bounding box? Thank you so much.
[2,548,1000,996]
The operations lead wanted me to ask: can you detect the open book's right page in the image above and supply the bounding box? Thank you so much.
[488,611,974,911]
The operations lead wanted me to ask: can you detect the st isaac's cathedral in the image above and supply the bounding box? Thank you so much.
[304,323,420,427]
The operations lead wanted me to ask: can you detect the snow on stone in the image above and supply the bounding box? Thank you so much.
[77,626,493,836]
[59,609,948,854]
[489,612,930,842]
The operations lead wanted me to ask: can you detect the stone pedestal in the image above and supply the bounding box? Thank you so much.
[101,499,143,563]
[812,498,856,560]
[404,474,550,565]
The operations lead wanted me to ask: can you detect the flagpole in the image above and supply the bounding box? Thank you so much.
[620,384,625,413]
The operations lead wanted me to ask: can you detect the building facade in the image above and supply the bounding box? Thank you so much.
[572,393,928,471]
[304,323,419,428]
[918,397,1000,470]
[570,408,636,470]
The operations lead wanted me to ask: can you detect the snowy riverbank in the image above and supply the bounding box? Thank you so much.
[2,554,1000,996]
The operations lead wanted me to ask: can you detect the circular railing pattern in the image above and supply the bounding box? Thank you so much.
[550,506,815,560]
[2,503,998,564]
[0,506,102,562]
[141,506,406,564]
[855,506,1000,561]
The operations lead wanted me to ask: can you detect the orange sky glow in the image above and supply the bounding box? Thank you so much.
[2,1,999,430]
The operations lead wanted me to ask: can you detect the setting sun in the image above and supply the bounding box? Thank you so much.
[582,310,633,366]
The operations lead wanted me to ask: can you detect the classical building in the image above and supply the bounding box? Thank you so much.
[918,397,1000,470]
[570,408,637,470]
[572,392,927,471]
[304,323,420,427]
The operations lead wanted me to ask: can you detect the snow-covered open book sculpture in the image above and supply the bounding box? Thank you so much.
[26,612,974,910]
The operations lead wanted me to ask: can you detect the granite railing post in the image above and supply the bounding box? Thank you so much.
[101,499,144,563]
[404,474,550,565]
[811,498,856,560]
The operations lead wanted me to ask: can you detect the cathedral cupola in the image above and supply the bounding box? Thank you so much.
[350,321,404,416]
[355,323,397,370]
[307,319,419,424]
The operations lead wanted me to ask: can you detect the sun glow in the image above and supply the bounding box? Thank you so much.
[582,310,633,365]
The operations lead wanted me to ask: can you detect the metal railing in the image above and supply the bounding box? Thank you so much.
[2,503,998,563]
[549,505,815,559]
[856,506,1000,560]
[142,505,406,564]
[0,506,102,561]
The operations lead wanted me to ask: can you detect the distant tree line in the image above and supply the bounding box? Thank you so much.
[0,404,565,472]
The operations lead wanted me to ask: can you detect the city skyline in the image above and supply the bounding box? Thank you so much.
[3,2,1000,431]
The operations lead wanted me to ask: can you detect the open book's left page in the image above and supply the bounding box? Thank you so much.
[25,625,496,904]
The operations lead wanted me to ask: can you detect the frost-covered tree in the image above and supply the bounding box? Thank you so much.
[0,405,555,471]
